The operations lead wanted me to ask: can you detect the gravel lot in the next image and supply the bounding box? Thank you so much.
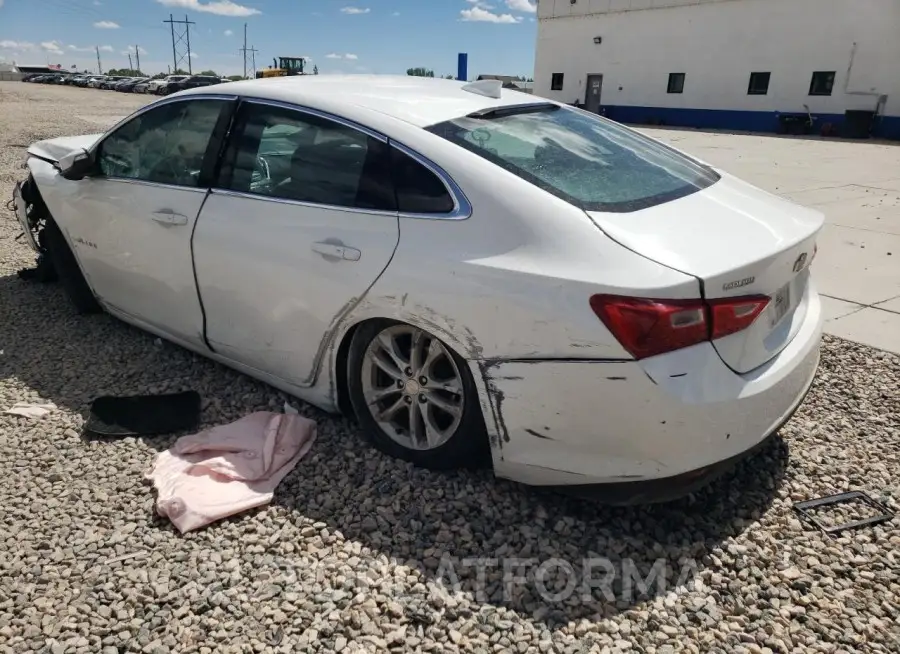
[1,81,899,654]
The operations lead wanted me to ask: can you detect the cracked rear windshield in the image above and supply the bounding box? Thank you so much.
[427,105,720,212]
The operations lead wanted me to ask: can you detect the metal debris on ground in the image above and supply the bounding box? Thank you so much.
[792,490,895,535]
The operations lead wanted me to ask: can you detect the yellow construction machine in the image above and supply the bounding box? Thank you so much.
[256,57,307,79]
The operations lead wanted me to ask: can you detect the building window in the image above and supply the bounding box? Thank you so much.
[550,73,564,91]
[809,71,835,96]
[747,72,770,95]
[667,73,685,94]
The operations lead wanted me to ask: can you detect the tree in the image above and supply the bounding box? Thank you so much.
[407,67,434,78]
[227,75,244,82]
[313,64,319,75]
[199,69,219,77]
[442,74,454,79]
[106,68,142,77]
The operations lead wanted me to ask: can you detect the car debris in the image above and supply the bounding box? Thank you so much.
[85,391,201,437]
[792,490,895,536]
[3,401,57,419]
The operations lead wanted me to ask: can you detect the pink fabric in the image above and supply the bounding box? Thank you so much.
[145,411,316,533]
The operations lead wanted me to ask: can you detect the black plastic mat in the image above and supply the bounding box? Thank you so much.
[85,391,202,437]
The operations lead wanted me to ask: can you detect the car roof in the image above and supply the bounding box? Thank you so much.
[182,74,545,128]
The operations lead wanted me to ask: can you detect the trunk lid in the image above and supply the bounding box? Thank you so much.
[27,134,103,164]
[587,173,824,373]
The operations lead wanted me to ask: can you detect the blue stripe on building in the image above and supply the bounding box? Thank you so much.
[601,105,900,141]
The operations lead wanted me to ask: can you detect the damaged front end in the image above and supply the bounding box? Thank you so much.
[8,174,57,282]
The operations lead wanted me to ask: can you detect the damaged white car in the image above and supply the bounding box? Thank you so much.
[11,75,824,503]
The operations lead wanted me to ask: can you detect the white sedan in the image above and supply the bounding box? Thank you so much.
[11,75,823,503]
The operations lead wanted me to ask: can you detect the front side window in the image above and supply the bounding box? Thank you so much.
[220,103,395,211]
[97,99,227,187]
[427,104,720,213]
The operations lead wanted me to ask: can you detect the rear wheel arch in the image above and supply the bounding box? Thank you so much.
[332,316,492,469]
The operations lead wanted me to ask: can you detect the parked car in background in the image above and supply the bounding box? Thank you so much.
[88,76,108,88]
[133,80,152,94]
[10,76,824,504]
[148,75,188,95]
[118,77,150,93]
[100,76,128,90]
[163,75,221,94]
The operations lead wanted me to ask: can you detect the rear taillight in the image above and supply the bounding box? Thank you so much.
[589,294,770,360]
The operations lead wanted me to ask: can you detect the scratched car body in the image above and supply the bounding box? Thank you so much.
[11,75,824,503]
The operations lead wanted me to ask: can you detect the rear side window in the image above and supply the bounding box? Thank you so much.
[426,104,720,213]
[391,148,454,214]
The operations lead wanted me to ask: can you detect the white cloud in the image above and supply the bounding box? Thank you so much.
[344,53,358,60]
[94,20,120,28]
[506,0,536,12]
[0,40,35,50]
[99,45,114,52]
[68,45,96,53]
[392,11,399,16]
[190,52,199,58]
[224,29,234,36]
[325,53,358,60]
[460,6,521,23]
[156,0,260,17]
[340,6,370,14]
[325,53,342,59]
[94,1,102,5]
[41,41,64,55]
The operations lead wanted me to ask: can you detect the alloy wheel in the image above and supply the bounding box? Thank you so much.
[360,325,465,451]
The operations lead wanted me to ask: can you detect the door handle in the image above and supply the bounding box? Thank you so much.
[151,209,188,226]
[312,241,361,261]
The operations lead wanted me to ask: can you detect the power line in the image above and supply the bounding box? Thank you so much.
[163,13,195,75]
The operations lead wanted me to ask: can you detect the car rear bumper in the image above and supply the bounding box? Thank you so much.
[479,281,823,498]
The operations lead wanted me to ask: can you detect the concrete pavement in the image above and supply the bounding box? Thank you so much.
[643,127,900,355]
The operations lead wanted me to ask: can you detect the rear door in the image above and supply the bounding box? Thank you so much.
[192,99,400,386]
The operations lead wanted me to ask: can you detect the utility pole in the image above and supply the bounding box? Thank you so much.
[96,45,102,74]
[185,15,192,74]
[135,45,141,73]
[128,53,133,71]
[239,24,259,79]
[163,13,195,75]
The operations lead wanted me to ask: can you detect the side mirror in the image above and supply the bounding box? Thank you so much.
[58,149,94,181]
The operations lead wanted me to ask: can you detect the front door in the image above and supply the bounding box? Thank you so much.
[51,97,233,345]
[192,100,401,387]
[585,74,603,114]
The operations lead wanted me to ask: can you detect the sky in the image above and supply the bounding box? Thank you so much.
[0,0,538,78]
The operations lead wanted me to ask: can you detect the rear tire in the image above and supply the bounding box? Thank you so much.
[347,320,490,471]
[43,219,102,315]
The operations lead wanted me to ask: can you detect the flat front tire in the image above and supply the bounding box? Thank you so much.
[347,321,490,470]
[42,219,102,315]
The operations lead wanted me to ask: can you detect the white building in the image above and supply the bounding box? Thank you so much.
[534,0,900,139]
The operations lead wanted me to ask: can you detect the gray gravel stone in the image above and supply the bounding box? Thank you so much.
[1,81,899,654]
